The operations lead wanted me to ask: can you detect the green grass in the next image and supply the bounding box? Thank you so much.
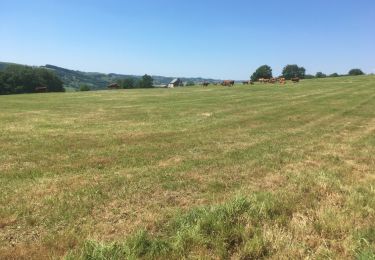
[0,76,374,259]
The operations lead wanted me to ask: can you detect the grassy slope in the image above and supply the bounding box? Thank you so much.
[0,76,374,259]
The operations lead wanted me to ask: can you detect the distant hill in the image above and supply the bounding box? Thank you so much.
[0,62,222,90]
[42,64,122,90]
[0,61,20,71]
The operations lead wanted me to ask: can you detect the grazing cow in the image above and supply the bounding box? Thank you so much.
[222,80,235,87]
[259,78,270,83]
[279,77,286,84]
[291,77,300,83]
[202,82,210,87]
[269,78,277,84]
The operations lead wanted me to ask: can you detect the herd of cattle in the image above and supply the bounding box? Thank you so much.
[202,77,300,87]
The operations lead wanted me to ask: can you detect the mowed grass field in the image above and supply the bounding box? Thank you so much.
[1,76,374,259]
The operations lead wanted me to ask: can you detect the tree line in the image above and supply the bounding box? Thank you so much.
[0,63,367,95]
[251,65,365,81]
[0,64,64,95]
[81,74,154,91]
[116,74,153,89]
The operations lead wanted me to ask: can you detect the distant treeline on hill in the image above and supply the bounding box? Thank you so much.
[0,61,368,95]
[41,64,220,90]
[0,64,65,95]
[0,62,220,92]
[250,64,366,81]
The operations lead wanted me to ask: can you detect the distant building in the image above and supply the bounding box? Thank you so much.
[167,78,183,88]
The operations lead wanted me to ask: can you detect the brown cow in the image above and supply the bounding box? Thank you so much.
[279,77,286,84]
[202,82,210,87]
[269,78,277,84]
[222,80,235,86]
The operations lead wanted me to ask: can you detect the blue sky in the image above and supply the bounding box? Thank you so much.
[1,0,374,79]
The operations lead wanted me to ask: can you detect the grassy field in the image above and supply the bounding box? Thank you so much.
[0,76,374,259]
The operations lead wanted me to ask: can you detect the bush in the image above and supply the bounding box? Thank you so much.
[329,73,339,77]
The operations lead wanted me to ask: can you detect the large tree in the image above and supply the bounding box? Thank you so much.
[250,65,272,82]
[282,64,306,80]
[118,77,137,89]
[348,69,364,76]
[138,74,154,88]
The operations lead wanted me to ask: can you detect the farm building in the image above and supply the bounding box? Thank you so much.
[168,78,183,88]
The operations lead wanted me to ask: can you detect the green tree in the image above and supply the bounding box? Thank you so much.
[251,65,272,82]
[138,74,154,88]
[0,71,6,94]
[36,68,64,92]
[348,69,364,76]
[119,77,137,89]
[315,72,327,78]
[282,64,306,79]
[329,73,339,77]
